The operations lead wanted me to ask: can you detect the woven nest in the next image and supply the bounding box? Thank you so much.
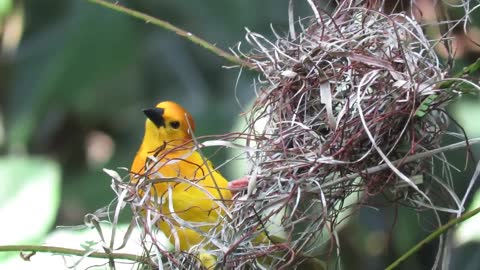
[223,2,475,269]
[99,1,480,270]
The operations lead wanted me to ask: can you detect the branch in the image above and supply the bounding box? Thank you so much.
[385,205,480,270]
[0,245,153,266]
[86,0,256,70]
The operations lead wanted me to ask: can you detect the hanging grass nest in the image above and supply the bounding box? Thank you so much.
[223,1,480,269]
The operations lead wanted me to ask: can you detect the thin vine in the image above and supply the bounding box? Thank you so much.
[86,0,256,70]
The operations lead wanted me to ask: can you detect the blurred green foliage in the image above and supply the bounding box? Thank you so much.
[2,0,290,225]
[0,0,11,17]
[0,157,60,261]
[1,0,480,269]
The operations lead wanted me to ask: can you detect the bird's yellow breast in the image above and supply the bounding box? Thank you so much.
[131,101,231,256]
[131,145,231,250]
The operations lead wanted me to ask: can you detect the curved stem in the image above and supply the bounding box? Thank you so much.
[0,245,152,266]
[86,0,256,70]
[385,205,480,270]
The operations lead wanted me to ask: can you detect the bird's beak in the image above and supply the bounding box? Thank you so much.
[143,108,166,128]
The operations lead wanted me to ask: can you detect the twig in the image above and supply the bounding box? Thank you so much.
[86,0,256,70]
[385,205,480,270]
[0,245,152,266]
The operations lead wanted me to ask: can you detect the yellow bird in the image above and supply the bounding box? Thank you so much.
[130,101,232,268]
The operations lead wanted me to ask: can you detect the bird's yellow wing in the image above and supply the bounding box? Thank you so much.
[136,147,231,251]
[130,101,232,268]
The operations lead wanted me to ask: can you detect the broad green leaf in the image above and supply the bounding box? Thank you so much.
[0,157,61,261]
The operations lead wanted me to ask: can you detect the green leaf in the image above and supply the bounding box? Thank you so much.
[0,0,12,17]
[438,58,480,93]
[0,157,61,261]
[415,94,438,118]
[458,58,480,77]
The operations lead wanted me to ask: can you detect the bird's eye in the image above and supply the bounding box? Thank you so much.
[170,121,180,129]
